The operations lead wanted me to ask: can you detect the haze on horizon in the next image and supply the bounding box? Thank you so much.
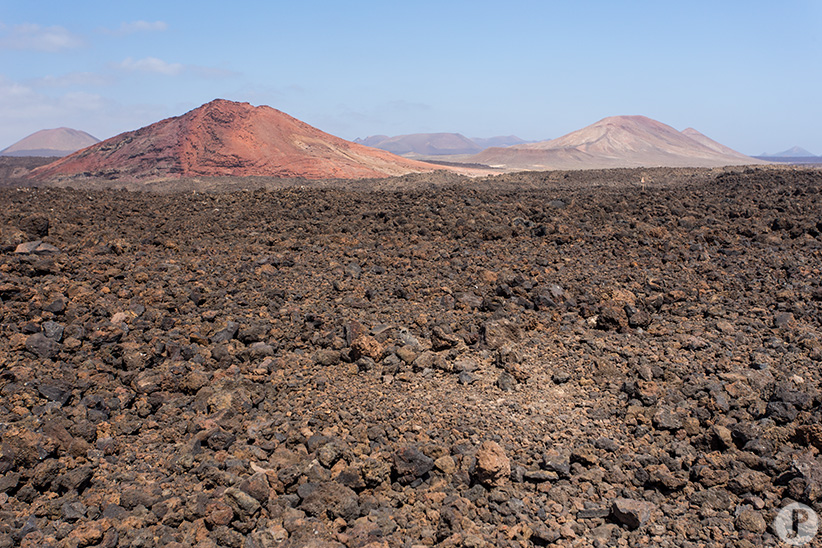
[1,0,820,157]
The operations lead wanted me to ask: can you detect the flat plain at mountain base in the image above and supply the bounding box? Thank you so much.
[1,166,822,548]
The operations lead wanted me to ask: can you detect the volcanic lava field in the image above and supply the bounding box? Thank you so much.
[1,166,822,548]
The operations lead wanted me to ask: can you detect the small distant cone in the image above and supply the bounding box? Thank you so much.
[2,128,99,157]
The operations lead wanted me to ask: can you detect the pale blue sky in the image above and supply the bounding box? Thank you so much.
[1,0,820,155]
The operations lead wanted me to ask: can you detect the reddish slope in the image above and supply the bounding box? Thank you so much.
[31,99,437,182]
[472,115,762,170]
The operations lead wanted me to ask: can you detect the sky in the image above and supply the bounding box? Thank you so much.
[1,0,820,156]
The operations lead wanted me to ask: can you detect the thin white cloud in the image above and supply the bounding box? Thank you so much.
[0,77,35,105]
[30,72,113,88]
[113,57,238,80]
[0,75,168,147]
[101,20,168,36]
[0,77,69,130]
[116,57,184,76]
[0,77,104,117]
[59,91,107,112]
[190,65,241,79]
[0,23,84,52]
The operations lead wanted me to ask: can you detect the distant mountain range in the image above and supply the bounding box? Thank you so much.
[354,133,531,156]
[1,127,99,157]
[470,136,529,149]
[758,146,818,158]
[469,116,763,170]
[20,103,776,185]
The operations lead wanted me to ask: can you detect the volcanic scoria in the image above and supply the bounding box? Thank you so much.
[1,165,822,547]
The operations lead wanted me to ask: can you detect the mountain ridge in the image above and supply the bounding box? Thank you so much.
[355,133,531,156]
[354,132,481,156]
[759,146,818,158]
[470,115,763,170]
[30,100,439,183]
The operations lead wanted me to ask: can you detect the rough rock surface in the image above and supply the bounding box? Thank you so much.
[0,156,53,181]
[0,165,821,547]
[474,441,511,487]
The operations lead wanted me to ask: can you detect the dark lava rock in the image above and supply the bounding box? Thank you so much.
[224,486,261,520]
[543,454,571,478]
[299,482,360,521]
[652,407,683,431]
[735,507,767,533]
[211,321,239,343]
[19,215,49,238]
[482,319,520,349]
[611,498,655,529]
[496,371,516,391]
[0,472,20,494]
[41,320,64,341]
[392,447,434,484]
[37,383,70,405]
[24,333,60,359]
[431,325,461,351]
[1,168,821,547]
[456,371,475,385]
[43,296,67,314]
[54,466,93,493]
[596,305,627,331]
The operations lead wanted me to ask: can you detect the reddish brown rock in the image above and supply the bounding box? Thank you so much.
[474,441,511,487]
[350,335,385,362]
[206,500,235,527]
[65,522,106,547]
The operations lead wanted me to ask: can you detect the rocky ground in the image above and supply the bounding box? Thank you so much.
[0,157,53,182]
[1,166,821,547]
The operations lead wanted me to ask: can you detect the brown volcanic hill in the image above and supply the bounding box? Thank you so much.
[355,133,482,156]
[679,127,753,160]
[471,115,763,170]
[30,100,439,183]
[1,127,99,157]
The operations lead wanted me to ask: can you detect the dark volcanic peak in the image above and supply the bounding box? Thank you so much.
[30,99,437,183]
[1,127,99,157]
[471,115,762,170]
